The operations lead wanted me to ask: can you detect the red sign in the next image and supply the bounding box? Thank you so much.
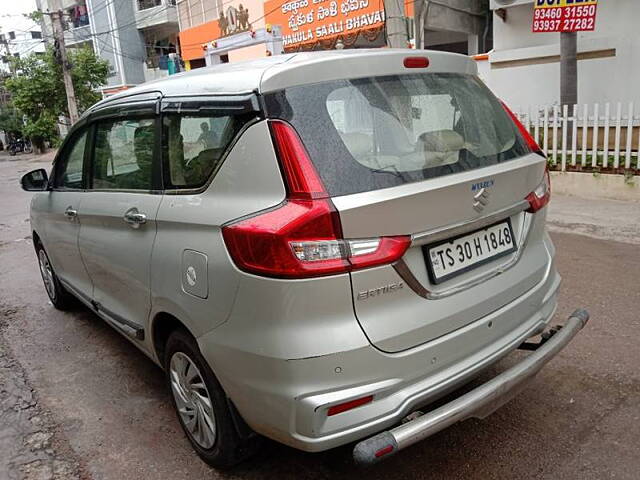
[532,0,598,33]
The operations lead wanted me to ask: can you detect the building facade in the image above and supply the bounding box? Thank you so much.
[36,0,180,95]
[0,24,47,74]
[177,0,491,69]
[483,0,640,110]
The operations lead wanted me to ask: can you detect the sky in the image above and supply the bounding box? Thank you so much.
[0,0,40,36]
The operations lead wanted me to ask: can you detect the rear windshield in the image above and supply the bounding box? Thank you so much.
[264,74,529,197]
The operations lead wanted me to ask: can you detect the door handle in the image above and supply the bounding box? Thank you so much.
[64,206,77,220]
[123,208,147,228]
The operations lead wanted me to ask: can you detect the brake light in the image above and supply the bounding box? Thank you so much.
[327,395,374,416]
[270,119,326,200]
[221,121,411,278]
[501,101,542,155]
[403,56,429,69]
[526,168,551,213]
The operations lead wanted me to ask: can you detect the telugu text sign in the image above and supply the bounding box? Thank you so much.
[265,0,411,50]
[532,0,598,33]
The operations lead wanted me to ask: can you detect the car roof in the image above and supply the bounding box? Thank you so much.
[87,49,476,114]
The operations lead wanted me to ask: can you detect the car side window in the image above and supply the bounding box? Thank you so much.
[162,114,246,189]
[53,129,88,189]
[91,118,156,191]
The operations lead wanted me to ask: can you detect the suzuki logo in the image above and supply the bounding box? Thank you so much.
[473,187,490,213]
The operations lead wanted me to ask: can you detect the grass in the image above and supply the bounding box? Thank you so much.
[547,152,640,175]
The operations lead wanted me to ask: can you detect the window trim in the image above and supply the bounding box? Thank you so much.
[80,94,263,195]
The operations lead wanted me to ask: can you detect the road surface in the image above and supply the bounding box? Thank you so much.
[1,152,638,479]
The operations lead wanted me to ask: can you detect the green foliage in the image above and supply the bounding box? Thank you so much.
[4,45,109,146]
[23,112,58,141]
[26,11,44,23]
[0,104,23,137]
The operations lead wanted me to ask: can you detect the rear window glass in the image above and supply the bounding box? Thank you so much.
[265,74,529,197]
[162,113,253,189]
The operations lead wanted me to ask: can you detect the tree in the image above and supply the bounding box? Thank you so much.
[5,45,109,151]
[0,104,24,141]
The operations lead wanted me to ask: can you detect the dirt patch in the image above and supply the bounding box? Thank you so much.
[0,305,88,480]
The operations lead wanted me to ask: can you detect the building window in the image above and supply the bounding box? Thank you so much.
[138,0,162,10]
[8,32,15,40]
[31,31,42,39]
[143,30,177,69]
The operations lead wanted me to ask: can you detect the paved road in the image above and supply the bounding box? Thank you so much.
[1,153,639,479]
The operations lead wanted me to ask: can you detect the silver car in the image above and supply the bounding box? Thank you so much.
[21,49,588,467]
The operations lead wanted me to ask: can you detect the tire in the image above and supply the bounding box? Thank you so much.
[9,148,16,156]
[165,329,257,468]
[35,242,75,310]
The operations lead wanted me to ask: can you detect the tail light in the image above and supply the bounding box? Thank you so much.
[526,167,551,213]
[501,101,543,155]
[221,120,411,279]
[501,101,550,212]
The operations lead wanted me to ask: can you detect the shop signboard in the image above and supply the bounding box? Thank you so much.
[532,0,598,33]
[265,0,412,50]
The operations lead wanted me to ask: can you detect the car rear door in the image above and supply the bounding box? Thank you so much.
[78,106,162,341]
[265,69,549,353]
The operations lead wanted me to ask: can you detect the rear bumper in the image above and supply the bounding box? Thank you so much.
[353,309,590,464]
[199,248,562,452]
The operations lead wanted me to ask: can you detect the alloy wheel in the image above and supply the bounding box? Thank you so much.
[169,351,217,449]
[38,249,56,301]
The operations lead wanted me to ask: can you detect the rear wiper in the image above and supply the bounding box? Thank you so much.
[370,165,404,179]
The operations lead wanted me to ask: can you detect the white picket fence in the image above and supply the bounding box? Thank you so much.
[515,102,640,173]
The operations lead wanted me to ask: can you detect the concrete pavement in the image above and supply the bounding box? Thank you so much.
[547,194,640,245]
[1,152,639,479]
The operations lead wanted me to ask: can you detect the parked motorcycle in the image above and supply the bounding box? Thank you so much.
[8,139,33,156]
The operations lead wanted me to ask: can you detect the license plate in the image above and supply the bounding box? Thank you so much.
[424,220,517,284]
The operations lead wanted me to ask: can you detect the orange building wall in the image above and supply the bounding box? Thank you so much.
[180,20,221,61]
[179,0,266,61]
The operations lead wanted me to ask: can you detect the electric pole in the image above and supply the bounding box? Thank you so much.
[414,0,423,49]
[385,0,407,48]
[0,33,15,74]
[50,2,79,124]
[560,32,577,107]
[560,31,577,145]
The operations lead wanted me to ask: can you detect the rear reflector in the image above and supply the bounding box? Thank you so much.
[222,120,411,279]
[327,395,374,416]
[375,445,395,458]
[501,101,543,155]
[403,56,429,69]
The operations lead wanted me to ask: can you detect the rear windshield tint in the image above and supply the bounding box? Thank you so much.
[264,74,529,197]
